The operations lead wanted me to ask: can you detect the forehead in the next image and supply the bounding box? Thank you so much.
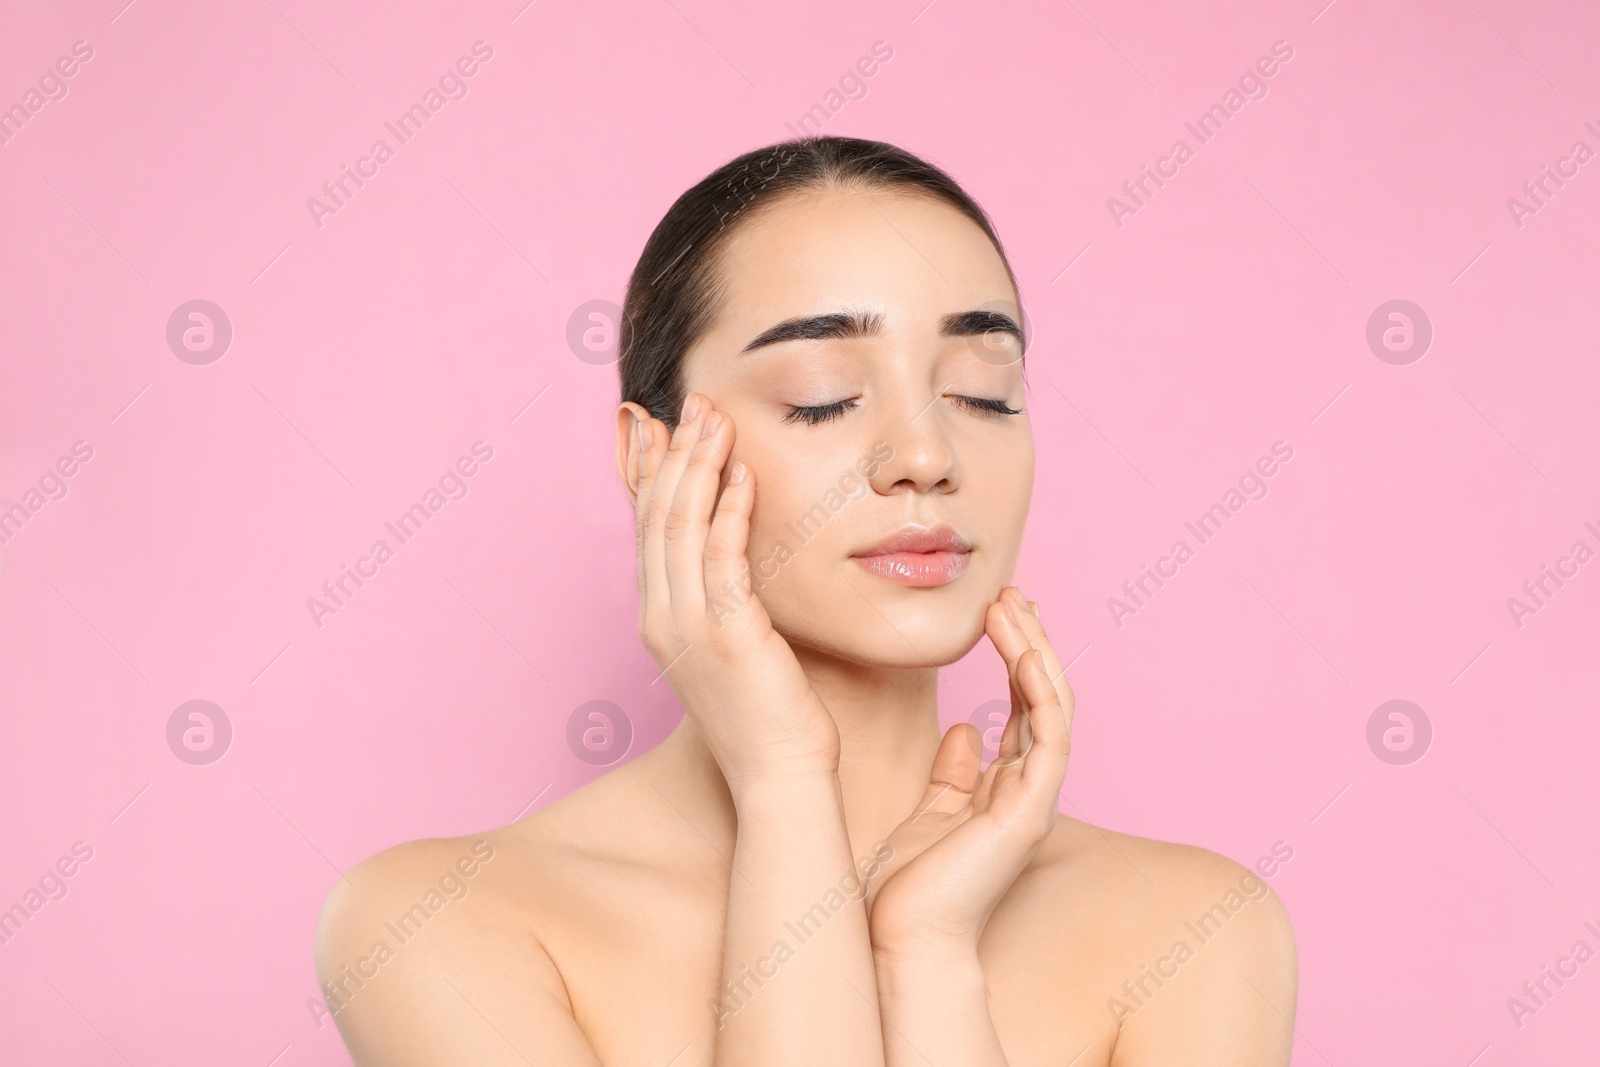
[709,187,1016,327]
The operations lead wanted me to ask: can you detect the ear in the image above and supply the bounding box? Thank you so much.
[614,401,653,504]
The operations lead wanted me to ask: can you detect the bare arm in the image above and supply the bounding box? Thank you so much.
[864,590,1071,1066]
[718,774,885,1065]
[866,590,1298,1066]
[631,395,885,1067]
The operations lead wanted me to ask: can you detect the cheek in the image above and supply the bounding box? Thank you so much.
[735,425,854,531]
[973,441,1034,558]
[739,446,815,558]
[736,439,865,592]
[975,434,1033,500]
[1013,449,1036,514]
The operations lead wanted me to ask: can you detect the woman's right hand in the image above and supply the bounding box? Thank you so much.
[629,391,841,789]
[862,589,1073,960]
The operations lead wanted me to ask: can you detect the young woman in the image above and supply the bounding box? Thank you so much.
[315,136,1298,1066]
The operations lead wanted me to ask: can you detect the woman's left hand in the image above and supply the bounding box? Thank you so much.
[864,586,1076,960]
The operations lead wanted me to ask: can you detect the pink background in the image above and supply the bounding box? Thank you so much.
[3,0,1598,1062]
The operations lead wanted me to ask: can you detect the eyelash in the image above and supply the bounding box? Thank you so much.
[783,398,858,425]
[783,396,1021,425]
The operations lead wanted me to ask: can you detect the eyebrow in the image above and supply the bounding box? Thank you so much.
[739,308,1025,354]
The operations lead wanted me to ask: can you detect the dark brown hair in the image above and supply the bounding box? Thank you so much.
[618,136,1020,427]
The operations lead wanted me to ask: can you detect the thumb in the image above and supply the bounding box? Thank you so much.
[927,722,983,807]
[867,724,982,904]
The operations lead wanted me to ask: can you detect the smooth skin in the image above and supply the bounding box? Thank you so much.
[315,187,1297,1066]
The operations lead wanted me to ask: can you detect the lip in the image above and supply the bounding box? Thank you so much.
[851,524,973,588]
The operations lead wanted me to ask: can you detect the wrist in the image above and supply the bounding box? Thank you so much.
[725,764,841,810]
[872,934,982,972]
[873,942,988,1003]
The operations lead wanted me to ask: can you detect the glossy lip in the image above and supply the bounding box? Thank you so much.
[851,524,973,588]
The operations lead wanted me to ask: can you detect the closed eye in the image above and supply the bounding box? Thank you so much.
[784,395,1019,425]
[783,397,860,425]
[954,395,1022,417]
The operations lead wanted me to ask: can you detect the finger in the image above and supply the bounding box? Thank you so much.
[995,668,1028,766]
[633,416,670,618]
[919,724,982,815]
[1001,587,1060,673]
[1003,587,1076,737]
[665,404,734,614]
[642,394,709,614]
[704,455,756,626]
[634,417,669,539]
[985,601,1036,768]
[985,598,1033,677]
[974,647,1067,847]
[630,418,660,566]
[867,725,980,902]
[1015,647,1071,787]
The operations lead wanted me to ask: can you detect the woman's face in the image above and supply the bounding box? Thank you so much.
[643,186,1034,669]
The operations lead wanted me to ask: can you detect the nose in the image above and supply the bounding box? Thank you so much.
[867,391,960,496]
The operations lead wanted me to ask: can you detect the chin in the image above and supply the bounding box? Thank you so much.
[767,575,997,670]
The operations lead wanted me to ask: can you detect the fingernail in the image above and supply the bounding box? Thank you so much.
[1003,600,1022,627]
[702,411,723,438]
[729,460,746,484]
[638,420,652,450]
[681,394,701,422]
[1028,601,1040,618]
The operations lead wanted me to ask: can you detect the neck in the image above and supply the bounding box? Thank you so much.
[653,647,944,860]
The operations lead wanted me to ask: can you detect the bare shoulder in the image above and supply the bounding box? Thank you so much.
[1023,817,1298,1065]
[314,831,527,986]
[311,764,662,1066]
[1036,817,1297,952]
